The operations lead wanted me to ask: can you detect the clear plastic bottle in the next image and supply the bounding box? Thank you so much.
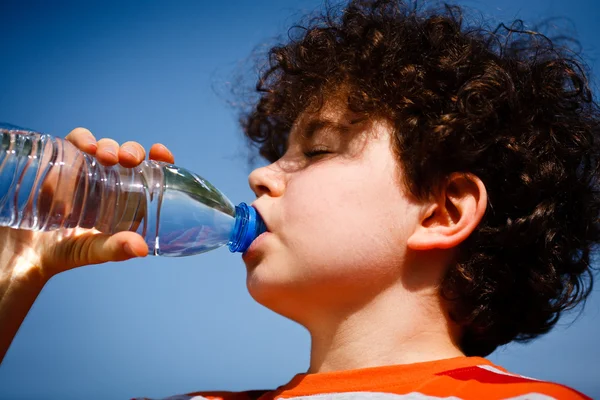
[0,123,266,256]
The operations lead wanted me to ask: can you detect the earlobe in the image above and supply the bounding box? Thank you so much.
[407,173,487,251]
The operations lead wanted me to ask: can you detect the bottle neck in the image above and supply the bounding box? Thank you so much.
[228,203,266,253]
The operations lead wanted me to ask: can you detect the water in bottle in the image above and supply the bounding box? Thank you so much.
[0,122,266,256]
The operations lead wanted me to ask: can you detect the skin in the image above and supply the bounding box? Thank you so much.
[0,128,174,363]
[245,98,488,372]
[0,98,488,374]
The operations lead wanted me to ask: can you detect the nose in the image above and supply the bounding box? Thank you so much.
[248,163,286,198]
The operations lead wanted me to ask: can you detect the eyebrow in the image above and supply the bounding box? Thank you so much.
[302,119,351,140]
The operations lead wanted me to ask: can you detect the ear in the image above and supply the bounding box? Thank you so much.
[407,173,487,250]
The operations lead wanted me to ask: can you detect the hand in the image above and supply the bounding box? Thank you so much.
[0,127,176,281]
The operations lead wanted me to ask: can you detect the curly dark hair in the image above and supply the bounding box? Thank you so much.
[240,0,600,357]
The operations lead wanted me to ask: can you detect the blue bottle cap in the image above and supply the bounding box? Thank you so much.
[228,202,267,253]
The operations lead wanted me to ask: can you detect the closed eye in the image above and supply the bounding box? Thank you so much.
[303,148,331,158]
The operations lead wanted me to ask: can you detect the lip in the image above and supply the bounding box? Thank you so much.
[242,203,270,262]
[242,230,270,262]
[252,205,270,233]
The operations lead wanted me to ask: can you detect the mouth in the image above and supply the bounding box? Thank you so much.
[242,205,271,261]
[242,229,270,262]
[252,205,270,233]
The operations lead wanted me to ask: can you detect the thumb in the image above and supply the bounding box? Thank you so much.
[58,231,149,269]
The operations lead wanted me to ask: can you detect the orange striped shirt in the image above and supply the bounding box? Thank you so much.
[134,357,590,400]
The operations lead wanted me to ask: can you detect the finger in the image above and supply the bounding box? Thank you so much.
[96,138,121,166]
[65,127,97,155]
[149,143,175,164]
[58,231,149,269]
[118,141,147,168]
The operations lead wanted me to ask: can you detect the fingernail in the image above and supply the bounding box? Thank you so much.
[123,243,137,257]
[159,144,173,158]
[122,145,139,159]
[104,147,117,157]
[86,141,97,151]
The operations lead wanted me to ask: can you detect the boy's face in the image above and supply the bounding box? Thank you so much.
[245,99,424,325]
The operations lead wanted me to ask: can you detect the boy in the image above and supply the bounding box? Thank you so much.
[0,0,598,398]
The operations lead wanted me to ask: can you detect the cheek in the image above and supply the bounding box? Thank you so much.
[284,167,361,241]
[281,165,410,273]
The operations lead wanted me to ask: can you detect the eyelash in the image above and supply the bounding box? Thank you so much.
[303,148,331,158]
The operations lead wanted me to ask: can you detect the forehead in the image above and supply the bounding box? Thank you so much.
[288,97,369,144]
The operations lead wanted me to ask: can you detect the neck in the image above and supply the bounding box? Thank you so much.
[305,284,464,374]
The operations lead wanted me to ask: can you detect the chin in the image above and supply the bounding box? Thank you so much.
[246,269,285,303]
[245,269,306,317]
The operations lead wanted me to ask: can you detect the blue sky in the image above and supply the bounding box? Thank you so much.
[0,0,598,399]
